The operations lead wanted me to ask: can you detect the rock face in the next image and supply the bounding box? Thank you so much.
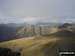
[0,47,20,56]
[40,25,50,35]
[17,25,50,37]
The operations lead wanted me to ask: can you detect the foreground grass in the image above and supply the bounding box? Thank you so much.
[0,37,59,56]
[0,37,75,56]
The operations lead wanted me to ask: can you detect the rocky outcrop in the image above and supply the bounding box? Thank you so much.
[0,47,20,56]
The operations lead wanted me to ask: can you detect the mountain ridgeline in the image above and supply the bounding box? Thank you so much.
[0,23,75,42]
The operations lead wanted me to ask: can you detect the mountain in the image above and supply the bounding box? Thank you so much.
[36,22,61,27]
[0,23,75,42]
[16,25,51,37]
[0,23,52,42]
[0,23,25,42]
[36,22,52,25]
[58,23,72,29]
[48,23,61,27]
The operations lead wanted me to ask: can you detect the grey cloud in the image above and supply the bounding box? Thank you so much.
[0,0,75,23]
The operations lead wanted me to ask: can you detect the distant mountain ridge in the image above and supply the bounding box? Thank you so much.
[0,23,75,42]
[58,23,72,29]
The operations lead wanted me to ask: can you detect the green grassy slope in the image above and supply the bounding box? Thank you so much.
[0,36,75,56]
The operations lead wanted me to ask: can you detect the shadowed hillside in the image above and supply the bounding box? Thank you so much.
[51,30,75,37]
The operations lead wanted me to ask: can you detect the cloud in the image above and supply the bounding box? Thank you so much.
[0,0,75,23]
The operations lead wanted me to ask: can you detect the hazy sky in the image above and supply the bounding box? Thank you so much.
[0,0,75,24]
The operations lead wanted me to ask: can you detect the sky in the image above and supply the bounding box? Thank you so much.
[0,0,75,24]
